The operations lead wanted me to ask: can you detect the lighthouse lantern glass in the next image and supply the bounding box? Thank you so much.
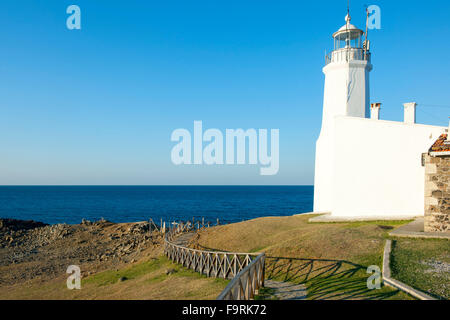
[334,32,362,50]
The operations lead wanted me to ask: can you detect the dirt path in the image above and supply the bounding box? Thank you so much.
[171,231,196,246]
[264,280,307,300]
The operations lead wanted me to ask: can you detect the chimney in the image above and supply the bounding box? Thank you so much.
[403,102,417,124]
[447,117,450,142]
[370,103,381,120]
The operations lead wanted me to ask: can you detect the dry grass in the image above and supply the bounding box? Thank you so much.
[0,255,229,300]
[4,214,441,300]
[192,214,415,300]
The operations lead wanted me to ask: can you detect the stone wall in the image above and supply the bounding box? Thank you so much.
[424,154,450,232]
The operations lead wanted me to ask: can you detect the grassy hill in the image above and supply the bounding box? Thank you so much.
[3,214,446,300]
[191,214,415,300]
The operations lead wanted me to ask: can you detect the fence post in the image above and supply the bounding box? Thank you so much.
[261,255,265,288]
[223,253,227,279]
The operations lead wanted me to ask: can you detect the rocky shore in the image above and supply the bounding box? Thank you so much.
[0,218,163,286]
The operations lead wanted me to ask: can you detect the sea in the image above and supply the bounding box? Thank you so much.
[0,186,314,225]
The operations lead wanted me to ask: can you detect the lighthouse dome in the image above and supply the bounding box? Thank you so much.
[332,14,364,40]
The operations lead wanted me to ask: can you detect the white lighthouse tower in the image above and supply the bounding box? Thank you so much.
[312,11,446,221]
[314,13,372,213]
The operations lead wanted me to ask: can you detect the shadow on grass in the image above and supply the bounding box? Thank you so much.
[192,244,404,300]
[265,256,402,300]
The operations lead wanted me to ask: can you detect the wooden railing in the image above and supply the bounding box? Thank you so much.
[217,253,265,300]
[163,222,265,300]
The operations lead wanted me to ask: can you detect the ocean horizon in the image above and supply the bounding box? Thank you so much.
[0,186,314,225]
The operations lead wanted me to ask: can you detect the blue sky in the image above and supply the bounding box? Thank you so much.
[1,0,449,185]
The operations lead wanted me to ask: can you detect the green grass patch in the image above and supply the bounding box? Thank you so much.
[390,238,449,300]
[83,258,163,286]
[345,220,412,227]
[168,261,230,286]
[84,255,230,288]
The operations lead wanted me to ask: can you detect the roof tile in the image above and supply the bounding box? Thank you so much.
[429,134,450,153]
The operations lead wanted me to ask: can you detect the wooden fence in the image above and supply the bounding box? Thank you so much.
[216,253,265,300]
[156,218,218,235]
[163,221,265,300]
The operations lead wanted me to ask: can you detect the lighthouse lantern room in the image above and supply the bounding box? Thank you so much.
[326,14,369,65]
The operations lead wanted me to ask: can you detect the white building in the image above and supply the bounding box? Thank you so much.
[313,14,446,219]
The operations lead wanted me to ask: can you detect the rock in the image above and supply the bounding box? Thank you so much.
[0,216,164,287]
[377,225,394,230]
[0,218,47,232]
[165,268,177,275]
[127,222,150,235]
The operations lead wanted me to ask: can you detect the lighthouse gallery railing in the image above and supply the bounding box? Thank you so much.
[325,48,371,65]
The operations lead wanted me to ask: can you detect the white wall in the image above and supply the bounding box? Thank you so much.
[331,116,445,217]
[314,128,334,212]
[314,60,371,213]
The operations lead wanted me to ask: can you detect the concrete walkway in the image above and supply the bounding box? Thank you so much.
[308,212,420,223]
[389,217,450,239]
[264,280,307,300]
